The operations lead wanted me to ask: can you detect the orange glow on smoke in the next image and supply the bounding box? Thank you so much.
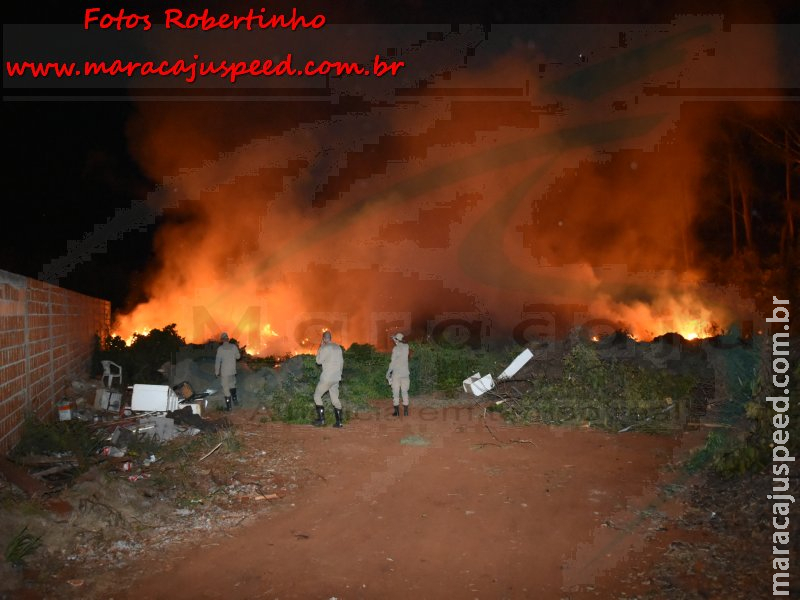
[108,16,765,355]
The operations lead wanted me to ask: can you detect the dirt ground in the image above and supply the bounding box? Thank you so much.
[1,397,775,600]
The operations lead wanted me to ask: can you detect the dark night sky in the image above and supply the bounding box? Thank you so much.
[3,0,798,313]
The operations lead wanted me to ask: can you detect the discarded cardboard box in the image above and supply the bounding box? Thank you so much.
[94,388,122,412]
[462,348,534,397]
[497,348,534,380]
[186,402,203,416]
[462,373,495,396]
[135,415,179,442]
[173,381,193,400]
[172,381,213,402]
[131,384,180,412]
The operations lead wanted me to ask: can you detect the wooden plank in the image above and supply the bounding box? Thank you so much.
[0,456,50,496]
[12,455,80,467]
[0,456,74,515]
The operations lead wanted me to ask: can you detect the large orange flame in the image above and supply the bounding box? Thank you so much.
[110,16,766,354]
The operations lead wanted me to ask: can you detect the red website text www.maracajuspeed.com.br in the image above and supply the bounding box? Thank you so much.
[6,53,406,84]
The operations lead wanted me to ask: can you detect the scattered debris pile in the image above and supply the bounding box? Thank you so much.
[0,402,308,599]
[462,348,534,396]
[458,333,729,434]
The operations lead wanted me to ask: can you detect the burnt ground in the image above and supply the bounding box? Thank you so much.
[0,393,783,600]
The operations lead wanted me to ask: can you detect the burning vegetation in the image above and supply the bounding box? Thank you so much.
[102,16,794,358]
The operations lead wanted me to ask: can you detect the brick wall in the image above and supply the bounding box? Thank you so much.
[0,269,110,453]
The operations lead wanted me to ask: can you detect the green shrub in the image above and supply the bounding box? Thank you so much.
[341,343,391,408]
[268,387,318,424]
[11,414,106,464]
[497,342,696,432]
[690,338,799,476]
[410,342,515,397]
[93,323,186,385]
[4,526,42,567]
[255,354,318,423]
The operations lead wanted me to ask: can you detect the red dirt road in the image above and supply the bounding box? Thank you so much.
[101,405,700,600]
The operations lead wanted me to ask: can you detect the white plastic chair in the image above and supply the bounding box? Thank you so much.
[101,360,123,388]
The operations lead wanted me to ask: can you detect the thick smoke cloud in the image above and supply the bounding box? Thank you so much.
[113,16,784,353]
